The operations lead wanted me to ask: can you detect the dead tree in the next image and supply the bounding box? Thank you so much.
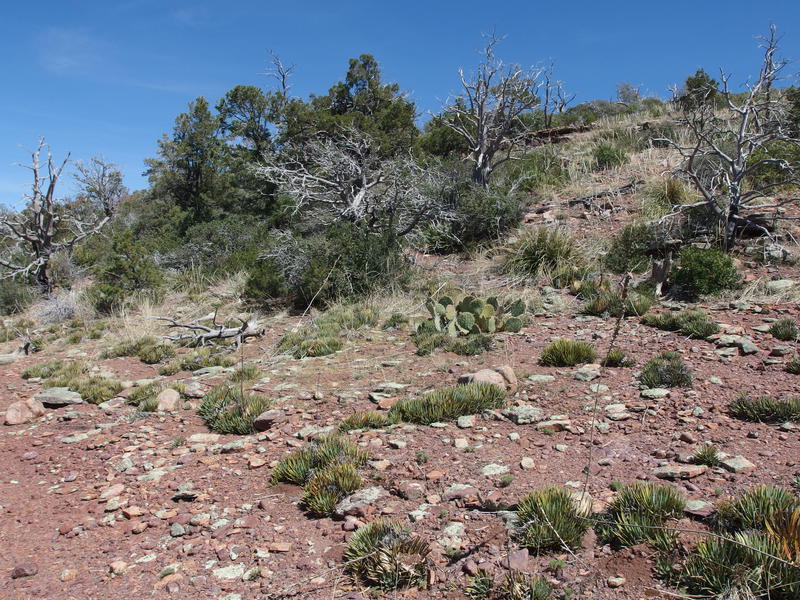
[0,140,122,292]
[655,26,800,250]
[151,313,265,347]
[254,127,450,237]
[444,34,548,188]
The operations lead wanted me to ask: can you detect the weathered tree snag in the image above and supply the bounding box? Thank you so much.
[568,180,644,210]
[150,314,265,347]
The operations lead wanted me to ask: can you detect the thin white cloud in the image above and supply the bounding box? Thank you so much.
[171,5,211,27]
[36,27,105,76]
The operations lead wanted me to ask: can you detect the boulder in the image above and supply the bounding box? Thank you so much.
[34,387,83,407]
[458,365,517,393]
[253,409,286,432]
[156,388,181,412]
[4,398,46,425]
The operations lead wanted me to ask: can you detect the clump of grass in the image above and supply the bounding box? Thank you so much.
[717,486,799,532]
[639,351,692,388]
[339,411,394,432]
[597,482,685,548]
[278,303,378,359]
[601,348,634,367]
[786,358,800,375]
[198,384,272,435]
[502,228,583,283]
[22,359,73,380]
[641,310,720,339]
[125,382,185,411]
[22,359,121,404]
[160,348,235,375]
[301,463,362,517]
[729,394,800,423]
[229,363,261,383]
[342,518,430,590]
[465,569,495,600]
[640,178,694,220]
[692,444,722,467]
[413,332,494,356]
[770,318,798,341]
[388,382,506,425]
[592,141,628,170]
[515,486,591,554]
[539,339,596,367]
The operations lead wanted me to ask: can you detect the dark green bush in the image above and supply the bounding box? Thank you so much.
[243,259,288,304]
[672,246,740,297]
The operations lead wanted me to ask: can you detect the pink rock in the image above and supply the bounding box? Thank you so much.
[156,388,181,412]
[458,365,517,393]
[4,398,45,425]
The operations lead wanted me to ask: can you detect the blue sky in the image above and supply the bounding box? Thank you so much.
[1,1,798,207]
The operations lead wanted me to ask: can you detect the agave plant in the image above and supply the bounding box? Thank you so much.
[597,482,685,548]
[388,382,506,425]
[515,486,590,554]
[343,519,430,590]
[539,339,596,367]
[301,463,362,516]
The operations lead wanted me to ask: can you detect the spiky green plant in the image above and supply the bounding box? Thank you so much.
[67,377,124,404]
[388,382,506,425]
[198,384,272,435]
[271,434,369,485]
[539,339,596,367]
[682,530,800,599]
[770,318,799,342]
[641,310,720,339]
[717,486,799,532]
[301,462,362,516]
[342,518,430,590]
[692,443,722,467]
[639,351,692,388]
[159,347,235,375]
[22,359,70,379]
[601,348,634,367]
[729,395,800,423]
[597,482,685,548]
[229,363,261,383]
[136,343,176,364]
[382,313,409,330]
[582,291,653,318]
[413,332,495,356]
[515,486,590,554]
[503,228,583,283]
[339,411,394,432]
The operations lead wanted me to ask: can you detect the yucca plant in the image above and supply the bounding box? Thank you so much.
[388,382,506,425]
[682,530,800,599]
[339,411,394,432]
[729,394,800,423]
[343,518,430,590]
[515,486,590,554]
[465,569,495,599]
[692,443,722,467]
[198,384,272,435]
[717,486,799,532]
[301,463,362,517]
[67,376,124,404]
[271,434,369,485]
[770,318,799,342]
[639,351,692,388]
[597,482,685,548]
[539,339,596,367]
[767,507,800,565]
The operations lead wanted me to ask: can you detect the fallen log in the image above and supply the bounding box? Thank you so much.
[149,313,265,347]
[568,180,644,210]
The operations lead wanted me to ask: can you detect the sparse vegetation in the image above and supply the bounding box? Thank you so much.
[539,339,596,367]
[639,351,692,388]
[159,347,235,375]
[339,411,393,432]
[597,482,685,548]
[692,444,722,467]
[770,318,798,341]
[502,228,583,283]
[103,336,176,364]
[601,348,634,367]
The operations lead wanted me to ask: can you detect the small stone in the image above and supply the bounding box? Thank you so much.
[253,409,286,431]
[607,576,626,588]
[267,542,292,553]
[11,564,37,579]
[501,548,529,571]
[4,398,46,426]
[156,388,181,411]
[520,457,535,470]
[100,483,125,500]
[502,405,544,425]
[109,560,127,575]
[33,387,83,407]
[481,463,509,476]
[457,415,475,429]
[685,499,716,518]
[453,438,469,449]
[641,388,669,399]
[653,464,708,480]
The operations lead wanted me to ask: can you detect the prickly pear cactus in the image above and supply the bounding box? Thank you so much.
[417,295,527,337]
